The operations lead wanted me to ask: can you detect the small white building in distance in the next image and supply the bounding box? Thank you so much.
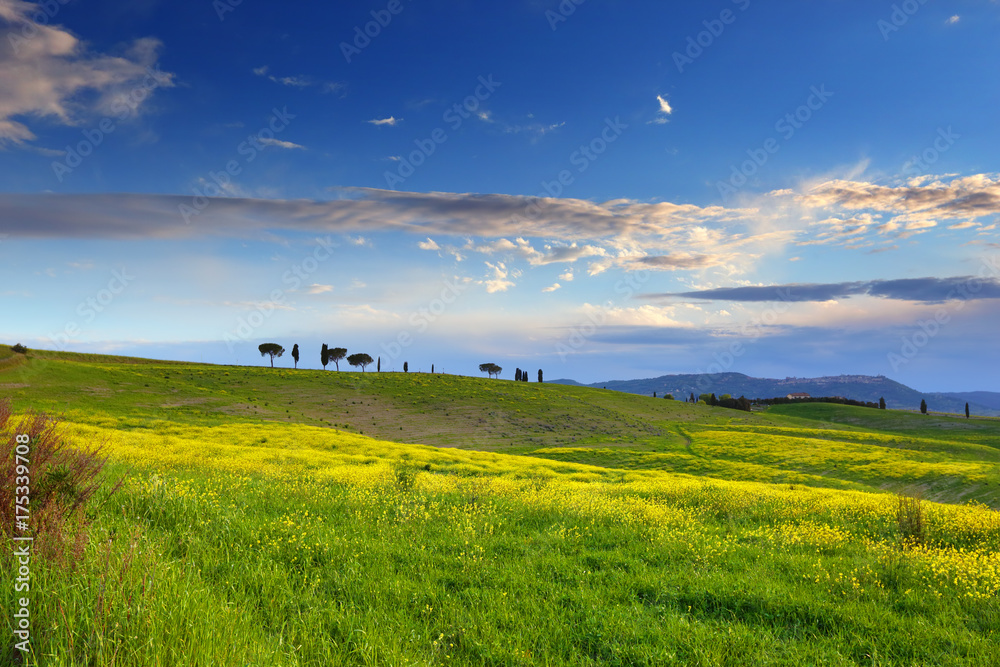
[787,392,811,400]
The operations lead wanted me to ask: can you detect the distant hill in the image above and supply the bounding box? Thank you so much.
[932,391,1000,412]
[550,372,1000,416]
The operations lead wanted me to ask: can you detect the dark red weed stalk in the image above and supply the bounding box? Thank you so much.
[1,398,124,565]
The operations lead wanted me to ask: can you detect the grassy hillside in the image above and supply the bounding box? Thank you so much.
[5,351,1000,507]
[3,351,1000,664]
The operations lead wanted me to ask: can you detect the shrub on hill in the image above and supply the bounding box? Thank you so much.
[11,343,28,354]
[715,395,752,412]
[755,396,880,409]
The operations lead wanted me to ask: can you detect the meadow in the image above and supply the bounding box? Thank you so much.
[2,346,999,665]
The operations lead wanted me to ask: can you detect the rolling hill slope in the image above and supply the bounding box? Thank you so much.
[3,346,1000,664]
[4,345,1000,507]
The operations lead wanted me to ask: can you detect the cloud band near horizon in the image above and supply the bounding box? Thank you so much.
[647,275,1000,304]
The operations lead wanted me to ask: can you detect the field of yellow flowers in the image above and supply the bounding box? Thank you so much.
[4,409,1000,666]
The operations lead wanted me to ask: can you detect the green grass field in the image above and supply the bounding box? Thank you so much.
[2,346,999,665]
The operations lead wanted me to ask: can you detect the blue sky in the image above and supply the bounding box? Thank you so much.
[2,0,999,391]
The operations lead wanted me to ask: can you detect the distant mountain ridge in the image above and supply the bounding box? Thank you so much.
[550,372,1000,417]
[932,392,1000,412]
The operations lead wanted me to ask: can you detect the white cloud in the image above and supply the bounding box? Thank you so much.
[306,284,333,294]
[580,303,688,328]
[418,238,440,250]
[559,269,574,281]
[946,15,960,24]
[0,3,175,146]
[368,116,401,126]
[534,243,607,265]
[657,95,673,115]
[480,261,516,293]
[542,283,561,292]
[348,235,372,247]
[258,137,306,150]
[649,94,673,124]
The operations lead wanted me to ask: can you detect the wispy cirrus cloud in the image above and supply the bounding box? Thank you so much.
[367,116,401,126]
[252,65,343,93]
[502,119,565,137]
[258,137,306,150]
